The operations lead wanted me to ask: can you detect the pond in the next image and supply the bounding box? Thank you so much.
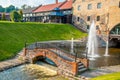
[0,65,34,80]
[89,48,120,68]
[0,62,59,80]
[58,45,120,68]
[65,47,120,68]
[0,41,120,80]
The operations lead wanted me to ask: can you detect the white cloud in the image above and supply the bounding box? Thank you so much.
[0,0,65,8]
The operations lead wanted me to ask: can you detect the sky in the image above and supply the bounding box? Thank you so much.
[0,0,65,8]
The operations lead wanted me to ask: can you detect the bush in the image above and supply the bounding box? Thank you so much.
[1,13,6,20]
[10,10,21,22]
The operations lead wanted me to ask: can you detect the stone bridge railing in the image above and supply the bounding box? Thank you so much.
[109,34,120,40]
[23,42,89,76]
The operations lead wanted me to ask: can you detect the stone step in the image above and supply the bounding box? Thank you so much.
[78,68,87,72]
[78,62,83,66]
[78,65,85,69]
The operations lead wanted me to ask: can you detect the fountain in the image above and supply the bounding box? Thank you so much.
[87,20,99,60]
[70,38,74,55]
[104,40,109,56]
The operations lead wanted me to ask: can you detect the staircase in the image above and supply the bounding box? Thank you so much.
[73,23,88,33]
[78,62,87,73]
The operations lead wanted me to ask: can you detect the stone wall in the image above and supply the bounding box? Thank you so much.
[108,6,120,31]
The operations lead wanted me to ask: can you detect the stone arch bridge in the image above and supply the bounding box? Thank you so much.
[23,42,89,76]
[98,23,120,47]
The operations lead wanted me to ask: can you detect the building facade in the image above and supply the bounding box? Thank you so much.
[73,0,120,34]
[22,7,37,22]
[0,12,10,20]
[23,0,72,23]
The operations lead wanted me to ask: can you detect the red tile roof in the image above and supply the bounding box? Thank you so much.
[60,0,72,10]
[33,0,72,13]
[34,2,63,13]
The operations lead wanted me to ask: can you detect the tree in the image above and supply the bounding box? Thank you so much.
[18,10,23,21]
[15,7,19,11]
[3,5,18,13]
[21,4,32,9]
[10,10,20,22]
[0,5,4,12]
[21,4,27,9]
[9,5,15,11]
[27,6,31,9]
[1,13,6,20]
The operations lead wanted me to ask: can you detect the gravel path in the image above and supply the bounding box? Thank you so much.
[81,65,120,78]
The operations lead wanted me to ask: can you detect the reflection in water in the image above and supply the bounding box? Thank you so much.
[88,48,120,68]
[0,45,119,80]
[0,65,34,80]
[0,62,57,80]
[61,47,120,68]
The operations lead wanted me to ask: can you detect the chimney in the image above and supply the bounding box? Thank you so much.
[56,0,58,4]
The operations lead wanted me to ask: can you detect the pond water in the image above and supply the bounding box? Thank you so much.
[89,48,120,68]
[64,47,120,68]
[58,45,120,68]
[0,65,34,80]
[0,62,58,80]
[0,41,120,80]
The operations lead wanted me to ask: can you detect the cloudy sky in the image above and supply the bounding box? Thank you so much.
[0,0,65,8]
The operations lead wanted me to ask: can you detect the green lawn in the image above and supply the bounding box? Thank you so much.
[91,72,120,80]
[0,21,87,61]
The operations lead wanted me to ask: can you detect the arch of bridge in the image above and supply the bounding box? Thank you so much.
[28,49,78,75]
[110,23,120,34]
[30,49,75,67]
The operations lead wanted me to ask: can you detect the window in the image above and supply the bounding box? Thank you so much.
[82,0,85,2]
[87,25,90,30]
[78,5,81,11]
[87,16,90,21]
[77,17,80,22]
[97,3,102,9]
[96,16,100,21]
[119,2,120,8]
[96,25,99,30]
[88,4,92,10]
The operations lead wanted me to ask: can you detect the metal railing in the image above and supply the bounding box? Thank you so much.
[25,42,78,61]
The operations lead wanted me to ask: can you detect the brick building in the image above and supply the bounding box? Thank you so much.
[72,0,120,35]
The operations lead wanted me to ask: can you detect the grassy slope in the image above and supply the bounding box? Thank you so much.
[91,72,120,80]
[0,22,87,61]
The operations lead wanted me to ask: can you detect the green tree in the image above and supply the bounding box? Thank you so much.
[0,5,4,12]
[21,4,27,9]
[1,13,6,20]
[15,7,19,11]
[10,10,20,22]
[7,5,16,12]
[18,10,23,21]
[4,5,18,13]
